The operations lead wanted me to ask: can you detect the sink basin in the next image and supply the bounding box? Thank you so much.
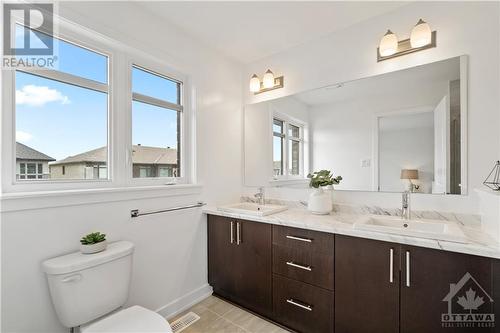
[353,215,468,243]
[218,203,288,216]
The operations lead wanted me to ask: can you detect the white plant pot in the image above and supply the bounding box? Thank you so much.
[308,187,333,215]
[80,241,107,254]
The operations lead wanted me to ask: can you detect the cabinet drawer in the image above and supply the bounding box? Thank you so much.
[273,244,334,290]
[273,225,334,253]
[273,274,334,333]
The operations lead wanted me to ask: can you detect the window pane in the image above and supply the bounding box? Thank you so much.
[289,140,300,175]
[273,119,283,134]
[132,101,180,178]
[15,71,108,181]
[20,163,25,173]
[38,163,43,173]
[273,136,283,176]
[27,163,36,174]
[15,25,108,83]
[132,67,179,104]
[288,124,300,138]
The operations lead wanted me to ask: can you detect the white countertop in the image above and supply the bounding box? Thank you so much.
[204,206,500,260]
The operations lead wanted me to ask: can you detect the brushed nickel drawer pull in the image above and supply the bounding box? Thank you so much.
[236,222,241,245]
[389,248,394,283]
[286,261,312,271]
[286,235,312,243]
[230,221,234,244]
[286,299,313,311]
[406,251,411,287]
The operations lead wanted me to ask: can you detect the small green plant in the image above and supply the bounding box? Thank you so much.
[307,170,342,188]
[80,232,106,245]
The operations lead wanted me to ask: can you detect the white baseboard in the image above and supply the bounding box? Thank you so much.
[155,284,213,320]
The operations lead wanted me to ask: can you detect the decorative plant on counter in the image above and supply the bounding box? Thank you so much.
[80,232,106,245]
[307,170,342,188]
[80,232,107,254]
[307,170,342,215]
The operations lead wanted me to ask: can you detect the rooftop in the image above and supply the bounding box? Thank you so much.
[50,145,178,165]
[16,142,56,162]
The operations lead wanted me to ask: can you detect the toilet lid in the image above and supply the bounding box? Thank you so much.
[80,306,173,333]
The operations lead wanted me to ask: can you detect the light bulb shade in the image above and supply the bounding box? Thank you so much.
[249,74,260,92]
[400,169,419,180]
[410,19,432,48]
[262,69,275,89]
[379,30,398,57]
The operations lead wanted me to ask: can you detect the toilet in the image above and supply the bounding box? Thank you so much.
[42,241,173,332]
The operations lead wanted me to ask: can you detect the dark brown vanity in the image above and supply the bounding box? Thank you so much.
[208,214,499,333]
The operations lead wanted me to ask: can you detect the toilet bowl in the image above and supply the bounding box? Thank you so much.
[42,241,172,333]
[80,305,172,333]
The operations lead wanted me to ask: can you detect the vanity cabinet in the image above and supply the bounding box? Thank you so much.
[207,215,272,317]
[335,235,495,333]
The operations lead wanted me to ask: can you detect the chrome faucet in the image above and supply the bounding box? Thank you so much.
[254,187,265,205]
[402,191,411,220]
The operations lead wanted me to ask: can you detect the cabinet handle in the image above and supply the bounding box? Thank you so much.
[389,248,394,283]
[230,221,234,244]
[406,251,411,287]
[236,222,241,245]
[286,235,312,243]
[286,299,313,311]
[286,261,312,271]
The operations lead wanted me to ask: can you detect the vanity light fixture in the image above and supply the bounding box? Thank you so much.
[377,19,436,62]
[249,69,284,94]
[249,74,261,93]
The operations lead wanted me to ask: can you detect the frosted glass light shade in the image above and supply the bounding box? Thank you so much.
[379,30,398,57]
[410,19,432,48]
[262,69,275,89]
[249,74,260,92]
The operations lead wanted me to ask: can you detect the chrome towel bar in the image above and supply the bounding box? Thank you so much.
[131,202,206,218]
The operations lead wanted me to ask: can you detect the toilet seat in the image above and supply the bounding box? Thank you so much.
[80,305,173,333]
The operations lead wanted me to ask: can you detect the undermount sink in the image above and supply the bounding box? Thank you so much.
[218,203,288,216]
[353,215,469,243]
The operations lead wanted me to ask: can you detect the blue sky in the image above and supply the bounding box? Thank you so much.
[15,29,179,161]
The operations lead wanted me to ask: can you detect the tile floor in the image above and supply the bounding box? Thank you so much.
[169,295,289,333]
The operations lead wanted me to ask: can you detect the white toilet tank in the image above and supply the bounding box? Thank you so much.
[42,241,134,328]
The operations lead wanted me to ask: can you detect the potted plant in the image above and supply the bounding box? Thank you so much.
[80,232,107,254]
[307,170,342,215]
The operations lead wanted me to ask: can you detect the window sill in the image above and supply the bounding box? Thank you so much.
[269,178,309,187]
[0,184,203,212]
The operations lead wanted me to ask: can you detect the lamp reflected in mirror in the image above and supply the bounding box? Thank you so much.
[401,169,420,192]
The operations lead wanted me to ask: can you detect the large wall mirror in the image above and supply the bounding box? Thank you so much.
[244,56,468,195]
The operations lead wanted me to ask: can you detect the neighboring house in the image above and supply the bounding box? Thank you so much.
[49,145,178,179]
[16,142,56,180]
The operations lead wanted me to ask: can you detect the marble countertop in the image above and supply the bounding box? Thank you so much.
[203,206,500,260]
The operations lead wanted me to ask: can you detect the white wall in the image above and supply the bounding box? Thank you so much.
[243,1,500,214]
[1,2,242,332]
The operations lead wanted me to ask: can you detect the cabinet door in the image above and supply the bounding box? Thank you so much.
[233,219,273,316]
[400,245,493,333]
[335,235,400,333]
[208,215,237,297]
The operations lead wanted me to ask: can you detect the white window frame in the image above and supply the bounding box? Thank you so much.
[1,14,194,194]
[272,112,306,180]
[126,57,190,186]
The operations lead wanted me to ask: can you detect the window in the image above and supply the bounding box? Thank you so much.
[272,117,304,179]
[18,162,44,179]
[132,65,182,179]
[14,27,109,182]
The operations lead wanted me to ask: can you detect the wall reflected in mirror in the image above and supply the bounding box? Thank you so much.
[244,56,467,195]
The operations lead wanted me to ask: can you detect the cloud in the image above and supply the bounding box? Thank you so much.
[16,85,70,107]
[16,130,33,143]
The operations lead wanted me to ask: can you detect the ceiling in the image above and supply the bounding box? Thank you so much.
[138,1,409,64]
